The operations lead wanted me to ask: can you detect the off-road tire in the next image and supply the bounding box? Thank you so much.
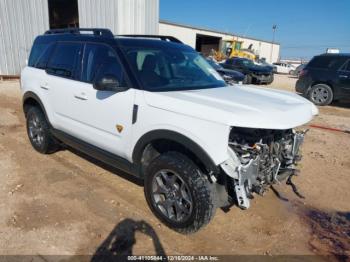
[266,74,274,85]
[26,106,60,154]
[243,74,252,84]
[308,84,333,106]
[144,152,216,234]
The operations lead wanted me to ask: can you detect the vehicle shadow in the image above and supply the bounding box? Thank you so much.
[91,218,167,261]
[65,146,144,187]
[330,100,350,109]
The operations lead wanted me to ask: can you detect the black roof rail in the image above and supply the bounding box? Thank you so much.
[119,35,183,44]
[44,28,114,38]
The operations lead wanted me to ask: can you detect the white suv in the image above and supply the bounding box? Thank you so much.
[21,28,318,233]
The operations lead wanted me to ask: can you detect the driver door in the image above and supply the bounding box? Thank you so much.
[66,43,135,158]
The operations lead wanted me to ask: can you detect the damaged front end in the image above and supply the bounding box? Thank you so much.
[220,127,308,209]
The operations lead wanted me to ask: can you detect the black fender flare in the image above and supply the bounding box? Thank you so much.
[132,130,220,175]
[22,91,49,121]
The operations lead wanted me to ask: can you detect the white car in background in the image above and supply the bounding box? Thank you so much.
[273,62,296,74]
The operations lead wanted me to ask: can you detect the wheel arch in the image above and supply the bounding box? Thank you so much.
[22,92,48,120]
[132,130,220,178]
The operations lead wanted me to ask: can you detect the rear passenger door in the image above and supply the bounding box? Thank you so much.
[337,60,350,94]
[44,41,83,130]
[65,43,135,158]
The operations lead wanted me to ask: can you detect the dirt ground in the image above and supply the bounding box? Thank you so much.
[0,75,349,260]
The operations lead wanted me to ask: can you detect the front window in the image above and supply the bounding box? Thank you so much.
[124,46,226,91]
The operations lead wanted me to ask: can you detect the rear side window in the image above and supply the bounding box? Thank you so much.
[36,44,55,69]
[81,43,125,84]
[308,56,347,70]
[47,42,82,79]
[28,43,49,67]
[341,61,350,72]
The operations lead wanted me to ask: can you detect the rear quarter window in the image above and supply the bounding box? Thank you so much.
[28,43,48,67]
[308,56,347,70]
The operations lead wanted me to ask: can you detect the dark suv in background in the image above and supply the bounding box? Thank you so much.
[296,53,350,105]
[221,57,274,85]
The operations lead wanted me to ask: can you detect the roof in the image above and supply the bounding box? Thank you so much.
[34,32,190,50]
[319,53,350,57]
[159,19,280,46]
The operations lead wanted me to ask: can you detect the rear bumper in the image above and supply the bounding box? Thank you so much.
[295,78,311,95]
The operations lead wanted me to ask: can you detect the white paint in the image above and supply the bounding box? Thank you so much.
[22,61,317,166]
[273,63,296,74]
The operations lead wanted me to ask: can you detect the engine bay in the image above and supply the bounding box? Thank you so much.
[222,126,307,209]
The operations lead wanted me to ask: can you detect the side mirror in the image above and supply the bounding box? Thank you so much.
[93,74,127,92]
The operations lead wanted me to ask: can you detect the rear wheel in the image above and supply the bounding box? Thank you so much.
[144,152,216,234]
[308,84,333,106]
[26,106,60,154]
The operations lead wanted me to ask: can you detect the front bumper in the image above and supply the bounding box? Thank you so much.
[220,130,307,209]
[252,73,273,83]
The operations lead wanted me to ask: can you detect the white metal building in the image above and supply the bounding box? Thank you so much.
[0,0,159,76]
[159,20,280,64]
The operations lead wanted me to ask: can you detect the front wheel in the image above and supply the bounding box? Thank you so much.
[243,74,252,84]
[308,84,333,106]
[144,152,216,234]
[266,74,274,85]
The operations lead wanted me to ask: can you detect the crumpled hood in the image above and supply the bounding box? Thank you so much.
[144,85,318,130]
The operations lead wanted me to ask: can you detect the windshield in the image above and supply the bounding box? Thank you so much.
[124,46,226,91]
[206,59,223,70]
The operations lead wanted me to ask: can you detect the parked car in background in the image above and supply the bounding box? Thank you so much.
[206,59,244,84]
[296,53,350,105]
[273,62,296,74]
[290,64,306,77]
[255,58,276,72]
[221,57,274,85]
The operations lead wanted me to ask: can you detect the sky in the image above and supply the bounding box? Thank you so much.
[160,0,350,60]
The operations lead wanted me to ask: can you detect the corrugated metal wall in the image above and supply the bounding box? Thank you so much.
[78,0,159,35]
[0,0,49,75]
[0,0,159,76]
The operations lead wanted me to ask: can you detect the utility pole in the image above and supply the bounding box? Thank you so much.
[270,24,277,63]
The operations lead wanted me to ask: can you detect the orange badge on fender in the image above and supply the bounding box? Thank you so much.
[116,125,124,133]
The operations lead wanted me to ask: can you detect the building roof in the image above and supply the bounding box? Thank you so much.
[159,19,280,46]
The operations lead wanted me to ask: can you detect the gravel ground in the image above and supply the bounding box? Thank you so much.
[0,75,349,260]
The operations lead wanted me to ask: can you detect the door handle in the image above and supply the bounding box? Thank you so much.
[40,83,49,90]
[74,93,88,101]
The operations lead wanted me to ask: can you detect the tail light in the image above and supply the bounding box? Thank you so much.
[299,69,308,78]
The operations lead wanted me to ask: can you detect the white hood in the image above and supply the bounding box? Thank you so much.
[144,85,318,130]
